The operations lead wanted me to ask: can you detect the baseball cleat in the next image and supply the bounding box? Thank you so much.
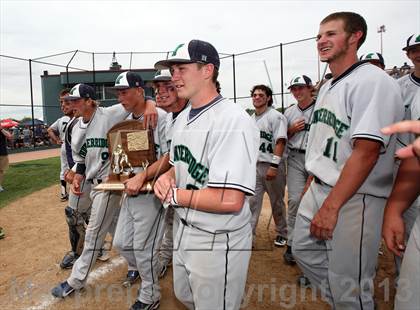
[283,246,296,265]
[274,235,287,247]
[297,275,311,287]
[122,270,140,287]
[130,299,160,310]
[60,194,69,202]
[51,281,75,298]
[60,251,79,269]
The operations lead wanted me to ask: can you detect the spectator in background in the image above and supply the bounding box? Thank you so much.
[391,66,401,79]
[401,61,412,76]
[0,124,13,192]
[23,125,31,147]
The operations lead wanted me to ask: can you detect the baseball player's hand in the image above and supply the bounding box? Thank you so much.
[144,99,158,129]
[64,169,75,184]
[71,173,84,196]
[154,172,176,203]
[382,120,420,159]
[123,172,146,196]
[310,200,339,240]
[382,208,406,257]
[289,119,305,135]
[265,167,278,180]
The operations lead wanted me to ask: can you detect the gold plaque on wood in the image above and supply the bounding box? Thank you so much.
[94,120,156,193]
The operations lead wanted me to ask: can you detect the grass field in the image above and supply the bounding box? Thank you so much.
[0,157,61,208]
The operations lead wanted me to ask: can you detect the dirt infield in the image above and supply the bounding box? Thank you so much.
[9,148,61,164]
[0,186,396,310]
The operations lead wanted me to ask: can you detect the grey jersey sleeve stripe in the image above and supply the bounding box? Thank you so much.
[207,182,255,196]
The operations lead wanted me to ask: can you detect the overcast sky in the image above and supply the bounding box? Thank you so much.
[1,0,419,122]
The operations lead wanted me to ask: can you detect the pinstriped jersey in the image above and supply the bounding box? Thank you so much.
[169,97,259,233]
[305,62,404,197]
[126,107,168,161]
[82,104,129,180]
[397,73,420,147]
[411,90,420,121]
[252,107,287,162]
[284,102,315,151]
[165,103,190,150]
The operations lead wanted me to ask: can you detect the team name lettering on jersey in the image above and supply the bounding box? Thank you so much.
[260,131,273,142]
[173,144,209,185]
[312,108,349,138]
[86,138,108,148]
[79,143,87,158]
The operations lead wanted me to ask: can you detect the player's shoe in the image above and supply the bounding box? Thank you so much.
[60,194,69,202]
[0,227,5,239]
[51,281,75,298]
[297,274,311,287]
[274,235,287,247]
[0,186,4,192]
[60,251,79,269]
[122,270,140,287]
[130,299,160,310]
[283,246,296,265]
[97,248,110,262]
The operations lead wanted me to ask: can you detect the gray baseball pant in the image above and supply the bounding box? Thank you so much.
[395,214,420,310]
[67,189,121,289]
[173,221,252,310]
[292,181,385,309]
[286,150,309,246]
[249,161,287,238]
[159,205,174,268]
[113,194,166,304]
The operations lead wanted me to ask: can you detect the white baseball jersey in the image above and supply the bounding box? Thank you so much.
[71,117,88,170]
[305,62,404,198]
[252,107,287,163]
[50,115,70,141]
[126,107,168,159]
[284,101,315,151]
[169,96,259,233]
[411,89,420,121]
[82,105,129,180]
[165,103,190,150]
[397,73,420,147]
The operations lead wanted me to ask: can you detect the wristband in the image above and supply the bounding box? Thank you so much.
[271,155,281,165]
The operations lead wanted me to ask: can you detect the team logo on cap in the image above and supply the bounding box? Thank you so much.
[365,53,374,59]
[115,75,124,85]
[293,77,301,83]
[70,86,77,95]
[172,44,185,57]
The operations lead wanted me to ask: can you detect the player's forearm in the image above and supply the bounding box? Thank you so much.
[47,129,59,142]
[274,139,286,157]
[325,140,380,211]
[176,187,245,213]
[385,157,420,215]
[144,154,171,181]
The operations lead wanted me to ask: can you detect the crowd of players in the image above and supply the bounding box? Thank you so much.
[43,11,419,310]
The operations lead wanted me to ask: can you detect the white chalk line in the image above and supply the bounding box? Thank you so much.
[24,256,125,310]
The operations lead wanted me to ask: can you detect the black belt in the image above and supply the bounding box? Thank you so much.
[289,148,306,154]
[88,178,102,185]
[180,218,249,235]
[313,176,330,187]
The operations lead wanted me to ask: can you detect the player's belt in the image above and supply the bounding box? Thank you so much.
[313,176,330,187]
[180,218,250,235]
[289,148,306,154]
[88,178,102,185]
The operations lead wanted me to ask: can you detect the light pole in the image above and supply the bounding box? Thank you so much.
[378,25,386,55]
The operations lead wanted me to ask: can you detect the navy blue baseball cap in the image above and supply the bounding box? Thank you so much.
[112,71,144,89]
[154,40,220,70]
[64,83,96,100]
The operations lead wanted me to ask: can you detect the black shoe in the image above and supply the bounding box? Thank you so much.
[130,299,160,310]
[297,274,311,287]
[60,194,69,202]
[51,281,75,298]
[283,246,296,265]
[122,270,140,287]
[274,235,287,247]
[60,251,79,269]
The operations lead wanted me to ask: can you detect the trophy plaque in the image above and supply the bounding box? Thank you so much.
[94,120,156,192]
